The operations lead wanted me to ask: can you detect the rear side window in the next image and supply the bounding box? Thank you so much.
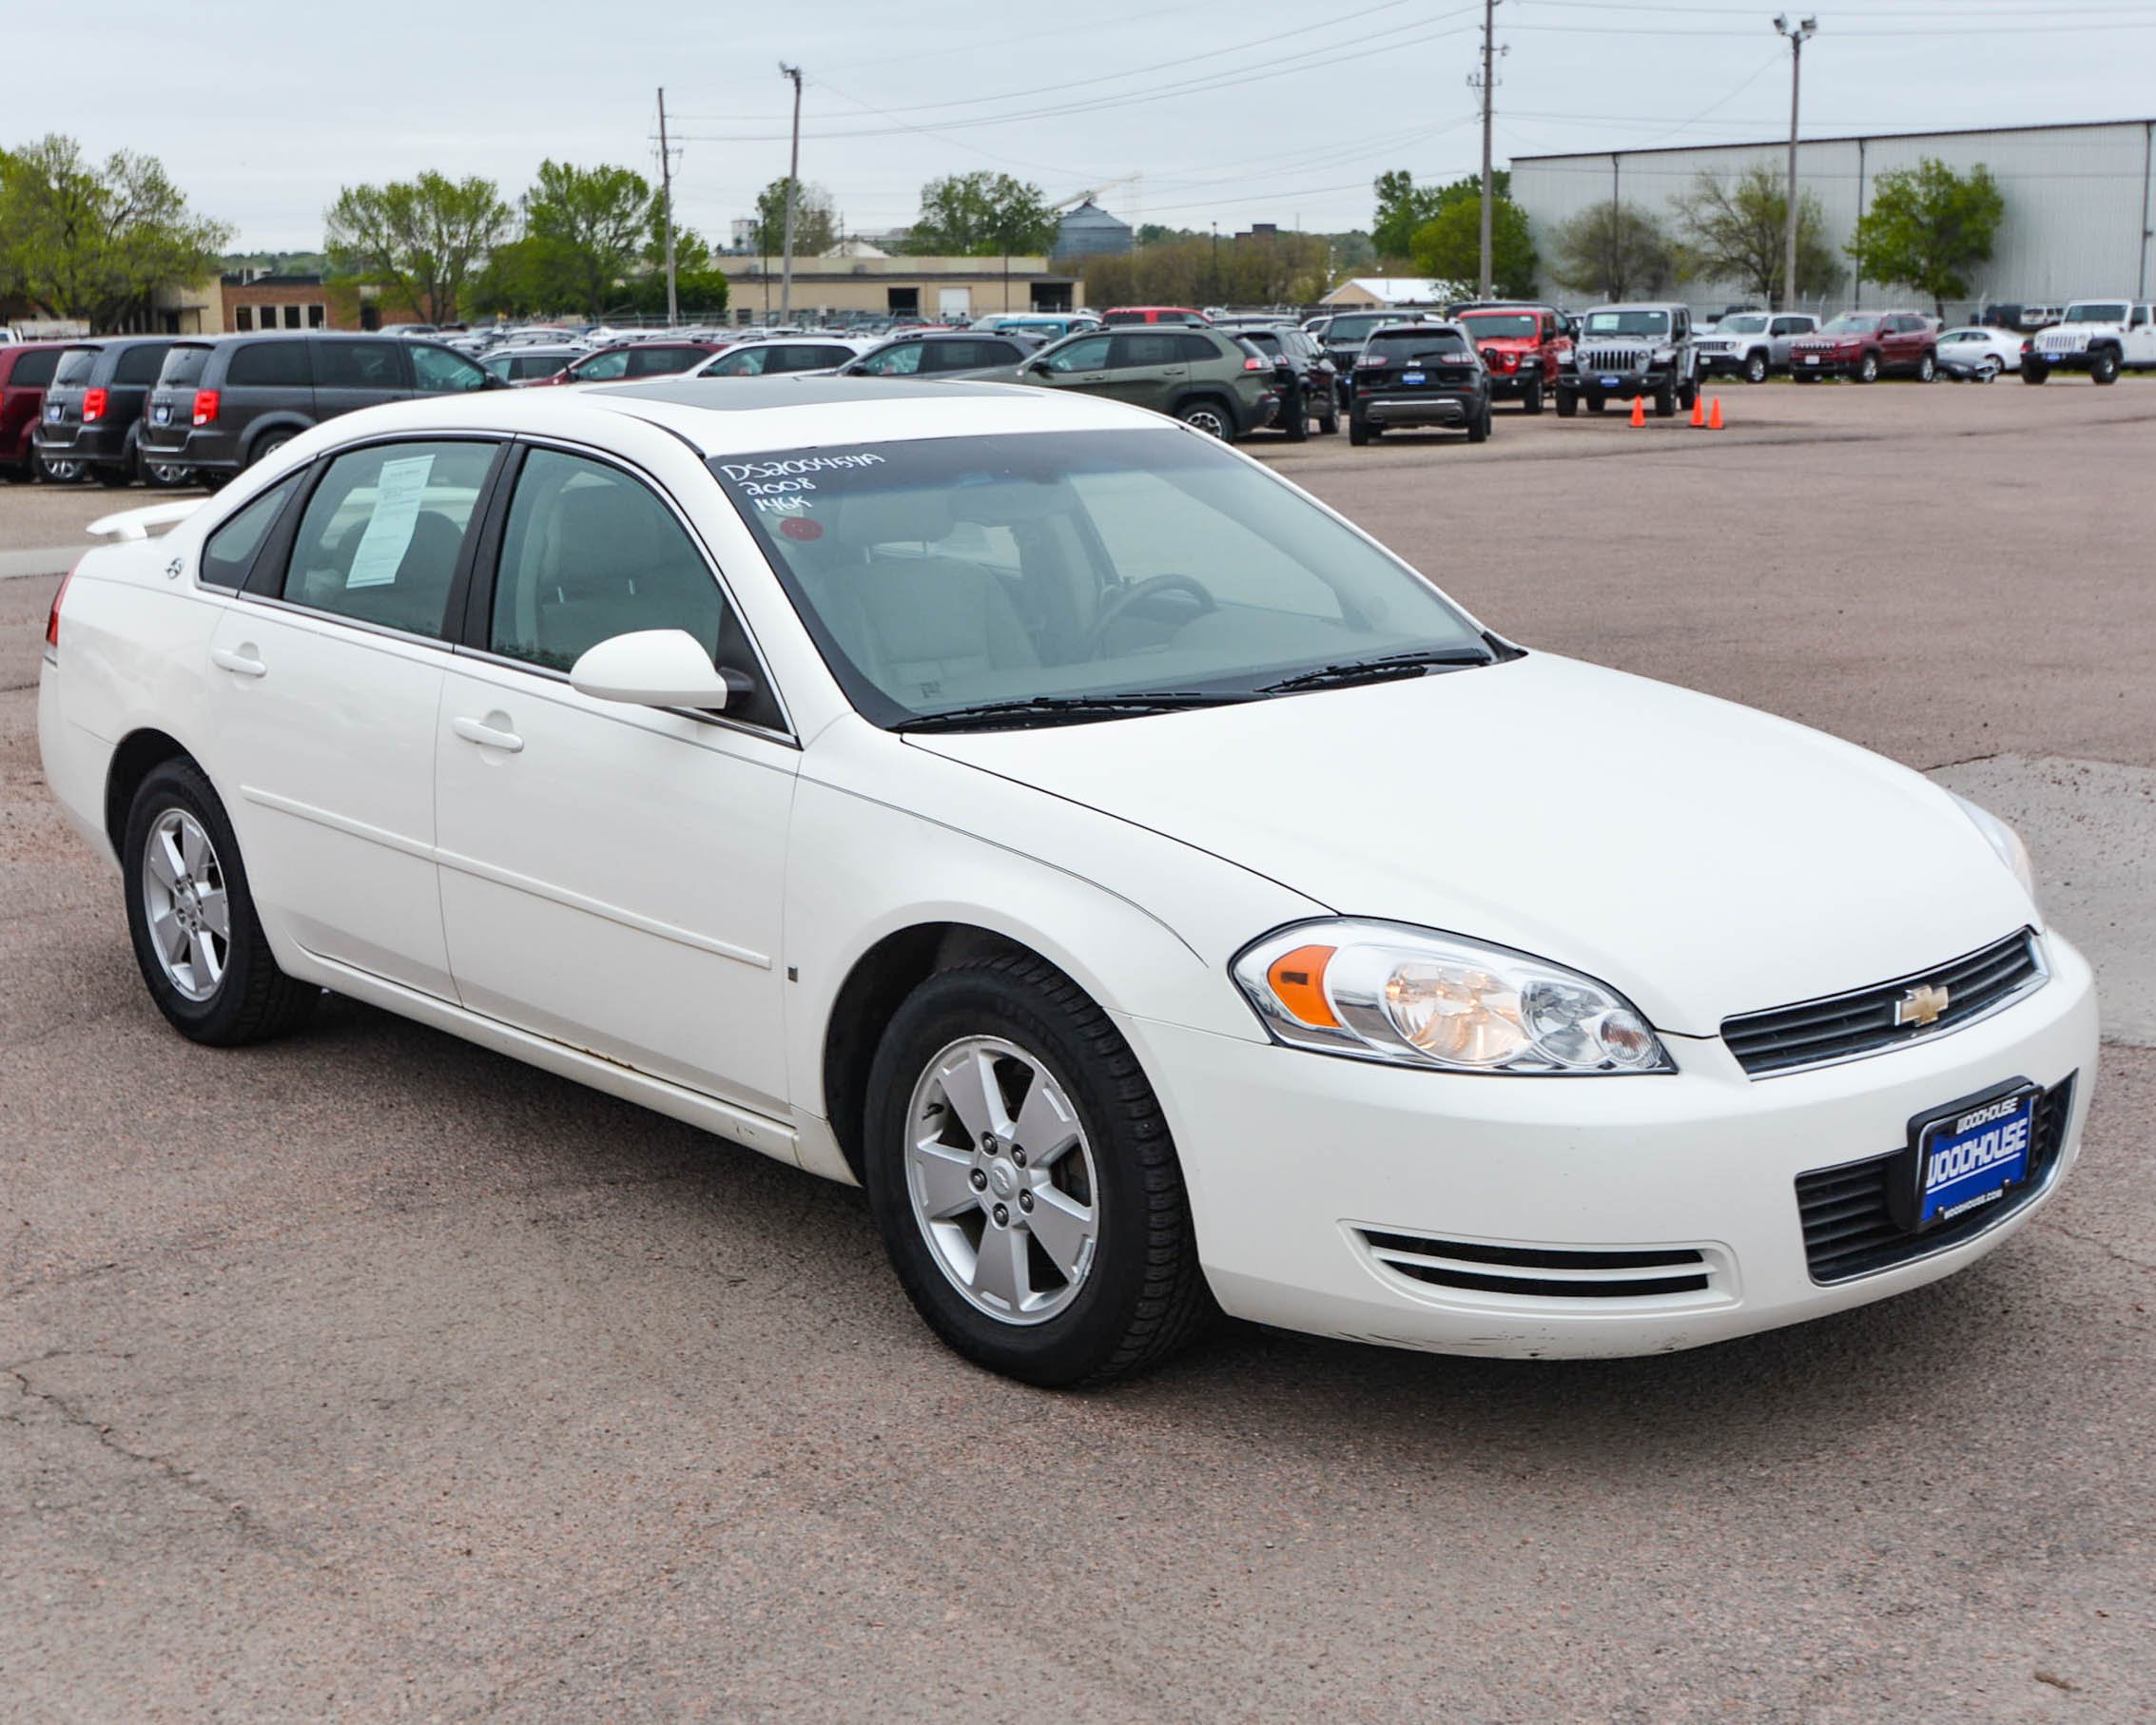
[314,341,404,389]
[281,440,496,636]
[157,346,212,388]
[10,349,61,387]
[115,345,171,386]
[226,341,312,388]
[1179,334,1225,362]
[628,345,703,378]
[200,475,301,590]
[1111,333,1183,368]
[53,349,100,386]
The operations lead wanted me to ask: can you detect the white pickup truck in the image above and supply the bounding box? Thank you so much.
[2024,300,2156,384]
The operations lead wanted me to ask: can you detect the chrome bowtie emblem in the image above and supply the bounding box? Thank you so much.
[1895,983,1951,1028]
[165,556,184,580]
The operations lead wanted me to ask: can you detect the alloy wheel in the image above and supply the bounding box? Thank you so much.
[904,1036,1099,1325]
[141,808,229,1001]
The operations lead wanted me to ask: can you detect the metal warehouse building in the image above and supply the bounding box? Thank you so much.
[1510,118,2156,318]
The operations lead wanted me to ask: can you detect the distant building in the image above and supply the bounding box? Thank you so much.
[723,254,1078,321]
[1321,277,1456,309]
[1055,201,1133,264]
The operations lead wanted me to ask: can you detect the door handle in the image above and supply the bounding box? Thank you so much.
[211,646,266,678]
[452,715,524,753]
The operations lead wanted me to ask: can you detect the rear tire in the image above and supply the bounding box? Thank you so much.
[1348,410,1378,445]
[36,451,87,484]
[863,954,1215,1386]
[1317,402,1340,435]
[1177,398,1235,441]
[246,429,295,467]
[1466,402,1490,443]
[122,759,320,1046]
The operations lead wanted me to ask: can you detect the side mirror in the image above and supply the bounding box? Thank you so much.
[481,373,510,390]
[1027,359,1055,375]
[570,629,738,709]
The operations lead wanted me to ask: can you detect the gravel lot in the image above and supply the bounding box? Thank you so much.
[5,378,2152,1722]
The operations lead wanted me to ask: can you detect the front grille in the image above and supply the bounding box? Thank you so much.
[1795,1075,2075,1283]
[1722,930,2044,1077]
[1578,345,1649,373]
[1357,1231,1716,1300]
[2038,333,2086,354]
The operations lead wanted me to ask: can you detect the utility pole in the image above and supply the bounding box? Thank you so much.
[656,87,679,327]
[1774,14,1817,313]
[1469,0,1507,298]
[779,64,804,325]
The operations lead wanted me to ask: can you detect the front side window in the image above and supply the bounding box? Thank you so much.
[714,430,1493,728]
[702,346,769,377]
[200,475,301,589]
[573,349,633,381]
[1583,310,1670,339]
[1041,335,1112,374]
[858,342,926,377]
[281,440,495,636]
[411,343,487,393]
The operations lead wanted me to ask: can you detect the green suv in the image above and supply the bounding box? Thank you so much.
[1003,327,1278,440]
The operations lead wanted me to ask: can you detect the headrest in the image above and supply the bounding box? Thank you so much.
[840,489,953,547]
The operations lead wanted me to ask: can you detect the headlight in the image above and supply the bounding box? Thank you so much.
[1950,793,2038,903]
[1232,921,1673,1076]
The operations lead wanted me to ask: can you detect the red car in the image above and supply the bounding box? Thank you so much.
[0,342,71,480]
[1789,311,1938,383]
[1455,305,1572,414]
[526,339,725,387]
[1099,306,1212,326]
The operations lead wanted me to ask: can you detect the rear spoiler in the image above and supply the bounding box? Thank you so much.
[87,498,207,541]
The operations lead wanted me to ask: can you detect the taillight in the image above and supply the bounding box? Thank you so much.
[47,562,77,649]
[1243,355,1265,371]
[83,387,108,422]
[1358,353,1389,368]
[192,389,220,426]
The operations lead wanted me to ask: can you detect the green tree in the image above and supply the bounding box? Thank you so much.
[1082,230,1331,310]
[753,179,836,259]
[1548,201,1679,301]
[1372,170,1511,264]
[1847,158,2005,320]
[907,172,1056,257]
[1409,191,1536,298]
[1675,165,1838,308]
[520,159,653,315]
[324,171,511,324]
[0,134,229,328]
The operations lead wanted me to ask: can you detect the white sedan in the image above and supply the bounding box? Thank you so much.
[38,378,2096,1385]
[1933,326,2025,378]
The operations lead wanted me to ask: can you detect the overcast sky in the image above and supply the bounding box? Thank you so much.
[13,0,2156,250]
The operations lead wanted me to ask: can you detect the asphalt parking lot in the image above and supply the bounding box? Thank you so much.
[5,379,2153,1722]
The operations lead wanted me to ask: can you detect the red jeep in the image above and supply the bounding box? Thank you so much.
[1455,304,1571,415]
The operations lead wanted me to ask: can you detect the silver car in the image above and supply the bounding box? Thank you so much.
[1695,313,1820,383]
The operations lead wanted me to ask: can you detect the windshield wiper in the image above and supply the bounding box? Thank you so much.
[1255,648,1497,695]
[893,691,1249,732]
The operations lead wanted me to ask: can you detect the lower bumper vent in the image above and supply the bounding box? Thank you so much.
[1356,1231,1714,1300]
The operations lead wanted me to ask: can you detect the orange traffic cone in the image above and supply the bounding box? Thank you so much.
[1629,396,1645,428]
[1708,397,1724,431]
[1690,391,1706,428]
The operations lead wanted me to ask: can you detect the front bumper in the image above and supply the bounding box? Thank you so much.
[1793,351,1862,377]
[1562,369,1672,399]
[1123,933,2097,1359]
[1358,389,1482,428]
[1697,350,1758,375]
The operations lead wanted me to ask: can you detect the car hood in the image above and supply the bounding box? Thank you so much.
[905,653,2035,1037]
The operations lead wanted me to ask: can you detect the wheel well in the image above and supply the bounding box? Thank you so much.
[244,417,313,461]
[1174,389,1233,420]
[821,921,1044,1180]
[105,728,190,859]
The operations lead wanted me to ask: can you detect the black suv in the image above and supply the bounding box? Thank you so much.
[1349,323,1492,445]
[1216,322,1339,439]
[31,338,185,488]
[139,332,498,480]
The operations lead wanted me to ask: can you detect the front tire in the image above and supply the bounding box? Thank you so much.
[1521,376,1544,415]
[122,759,320,1045]
[2089,347,2120,385]
[1856,351,1880,383]
[1916,351,1936,383]
[1555,386,1578,417]
[1653,381,1677,417]
[2022,361,2049,384]
[1744,352,1769,384]
[863,955,1214,1386]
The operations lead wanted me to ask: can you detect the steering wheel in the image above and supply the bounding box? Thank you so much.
[1086,572,1217,651]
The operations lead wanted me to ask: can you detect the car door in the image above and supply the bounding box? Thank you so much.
[207,436,503,998]
[1026,332,1114,396]
[2127,304,2156,364]
[432,442,797,1114]
[1768,317,1803,365]
[312,338,412,420]
[1103,332,1190,411]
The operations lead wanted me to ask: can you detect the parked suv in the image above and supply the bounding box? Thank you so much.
[1006,326,1277,440]
[2022,300,2156,384]
[1098,306,1210,326]
[1349,322,1492,445]
[31,338,185,487]
[1310,310,1405,406]
[1454,304,1572,413]
[138,333,497,480]
[1693,311,1819,383]
[1556,303,1700,417]
[1215,321,1339,438]
[0,341,69,481]
[534,339,728,386]
[1789,312,1936,382]
[839,330,1042,381]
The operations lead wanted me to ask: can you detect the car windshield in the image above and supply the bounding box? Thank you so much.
[1461,314,1537,339]
[2063,302,2127,323]
[713,430,1494,728]
[1719,315,1768,334]
[156,346,212,387]
[1819,316,1879,335]
[1583,311,1669,338]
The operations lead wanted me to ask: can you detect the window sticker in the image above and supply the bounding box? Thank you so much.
[343,455,436,588]
[779,515,824,541]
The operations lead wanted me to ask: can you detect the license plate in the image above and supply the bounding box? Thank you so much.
[1402,371,1425,385]
[1599,376,1621,389]
[153,404,171,424]
[1804,355,1819,365]
[1910,1085,2039,1230]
